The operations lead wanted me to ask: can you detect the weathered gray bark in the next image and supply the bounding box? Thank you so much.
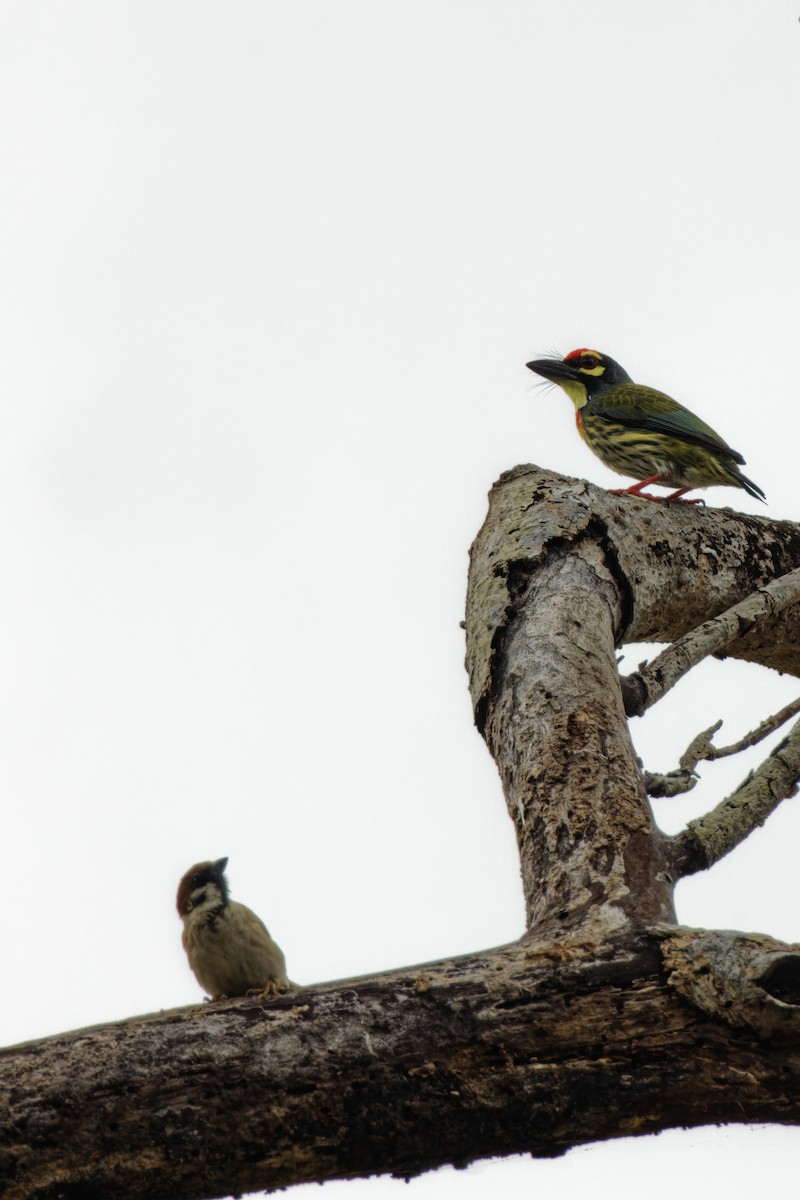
[472,538,674,932]
[3,464,800,1200]
[464,466,800,693]
[620,567,800,717]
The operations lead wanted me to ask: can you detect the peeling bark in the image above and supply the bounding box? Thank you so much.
[3,465,800,1200]
[657,926,800,1039]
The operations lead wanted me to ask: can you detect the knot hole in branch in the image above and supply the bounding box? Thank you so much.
[757,955,800,1006]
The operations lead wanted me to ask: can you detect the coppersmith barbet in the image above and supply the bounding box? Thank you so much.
[527,349,765,504]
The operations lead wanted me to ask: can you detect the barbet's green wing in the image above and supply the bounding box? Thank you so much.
[590,385,746,465]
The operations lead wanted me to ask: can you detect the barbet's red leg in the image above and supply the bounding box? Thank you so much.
[663,487,703,506]
[608,476,702,505]
[608,474,666,500]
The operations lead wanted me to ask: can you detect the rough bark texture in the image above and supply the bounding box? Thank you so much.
[3,464,800,1200]
[464,466,800,694]
[476,540,674,931]
[4,933,800,1200]
[621,567,800,717]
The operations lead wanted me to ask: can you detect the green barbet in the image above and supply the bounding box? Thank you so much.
[526,348,765,504]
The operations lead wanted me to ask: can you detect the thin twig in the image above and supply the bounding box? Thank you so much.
[700,697,800,761]
[621,568,800,717]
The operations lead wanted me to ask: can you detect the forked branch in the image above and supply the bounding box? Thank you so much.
[683,698,800,764]
[668,717,800,877]
[3,466,800,1200]
[642,698,800,798]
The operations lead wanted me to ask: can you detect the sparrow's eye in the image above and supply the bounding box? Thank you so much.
[580,354,600,370]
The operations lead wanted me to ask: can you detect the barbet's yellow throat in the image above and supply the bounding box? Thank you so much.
[527,349,765,505]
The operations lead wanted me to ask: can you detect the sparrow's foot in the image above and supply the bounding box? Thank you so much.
[246,980,289,997]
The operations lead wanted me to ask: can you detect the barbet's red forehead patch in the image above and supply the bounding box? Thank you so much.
[564,348,596,361]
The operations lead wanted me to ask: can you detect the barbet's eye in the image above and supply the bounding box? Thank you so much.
[580,354,599,370]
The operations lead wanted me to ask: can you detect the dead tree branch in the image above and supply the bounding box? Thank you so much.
[4,933,800,1200]
[467,467,800,679]
[621,567,800,718]
[642,765,700,798]
[3,465,800,1200]
[466,519,674,933]
[642,698,800,799]
[685,699,800,764]
[668,717,800,877]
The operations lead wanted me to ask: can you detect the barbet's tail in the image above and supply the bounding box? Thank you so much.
[731,467,766,503]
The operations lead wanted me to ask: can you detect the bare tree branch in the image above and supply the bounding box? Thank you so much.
[678,719,726,770]
[466,468,800,678]
[4,933,800,1200]
[4,465,800,1199]
[642,699,800,798]
[669,717,800,877]
[466,533,674,931]
[621,567,800,718]
[656,926,800,1037]
[688,699,800,763]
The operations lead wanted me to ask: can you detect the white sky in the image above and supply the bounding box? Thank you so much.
[1,2,799,1197]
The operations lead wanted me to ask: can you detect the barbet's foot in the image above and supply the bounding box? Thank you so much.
[663,488,704,506]
[608,476,702,505]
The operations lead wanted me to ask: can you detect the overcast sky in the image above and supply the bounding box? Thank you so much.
[2,3,799,1197]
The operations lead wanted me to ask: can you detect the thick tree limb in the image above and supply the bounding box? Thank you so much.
[467,522,674,931]
[657,926,800,1038]
[3,465,800,1200]
[465,467,800,686]
[465,466,800,915]
[4,932,800,1200]
[668,717,800,877]
[621,568,800,717]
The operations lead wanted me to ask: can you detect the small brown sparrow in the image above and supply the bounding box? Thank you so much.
[177,857,290,999]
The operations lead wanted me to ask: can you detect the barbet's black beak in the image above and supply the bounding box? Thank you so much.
[526,357,577,383]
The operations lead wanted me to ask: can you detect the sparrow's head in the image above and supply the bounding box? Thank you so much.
[176,857,230,918]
